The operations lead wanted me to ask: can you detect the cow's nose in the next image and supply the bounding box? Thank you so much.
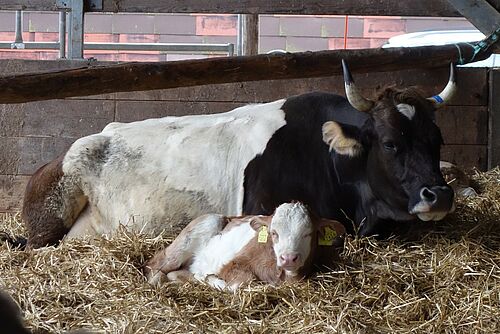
[420,187,437,204]
[419,185,454,211]
[280,253,299,266]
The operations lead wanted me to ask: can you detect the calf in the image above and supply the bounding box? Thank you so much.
[144,202,345,290]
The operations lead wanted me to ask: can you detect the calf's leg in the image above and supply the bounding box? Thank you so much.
[144,214,227,285]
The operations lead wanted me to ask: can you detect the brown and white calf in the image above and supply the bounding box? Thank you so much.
[144,202,345,290]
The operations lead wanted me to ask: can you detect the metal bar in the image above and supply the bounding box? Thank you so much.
[59,11,66,58]
[68,0,84,59]
[0,41,235,54]
[14,10,23,43]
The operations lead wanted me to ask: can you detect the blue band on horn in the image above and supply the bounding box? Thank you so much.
[432,95,444,103]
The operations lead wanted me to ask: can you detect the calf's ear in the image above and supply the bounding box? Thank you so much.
[317,218,346,238]
[317,219,346,248]
[322,121,363,157]
[249,216,271,231]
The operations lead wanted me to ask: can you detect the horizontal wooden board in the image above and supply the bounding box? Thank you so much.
[115,100,242,122]
[116,67,488,107]
[0,175,29,212]
[0,136,75,175]
[441,144,487,170]
[437,106,488,145]
[0,99,114,138]
[101,0,500,16]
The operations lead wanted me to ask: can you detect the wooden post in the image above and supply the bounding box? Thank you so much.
[488,69,500,169]
[446,0,500,35]
[241,14,259,56]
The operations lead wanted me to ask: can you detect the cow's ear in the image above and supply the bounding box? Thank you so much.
[249,216,271,231]
[317,218,346,238]
[322,121,363,157]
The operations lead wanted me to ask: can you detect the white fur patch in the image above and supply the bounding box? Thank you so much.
[271,203,313,271]
[189,223,256,282]
[62,99,287,236]
[396,103,416,120]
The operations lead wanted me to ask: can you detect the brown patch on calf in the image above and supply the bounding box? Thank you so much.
[218,226,285,288]
[22,151,87,248]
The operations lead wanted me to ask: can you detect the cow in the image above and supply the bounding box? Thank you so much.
[21,60,456,248]
[144,202,346,290]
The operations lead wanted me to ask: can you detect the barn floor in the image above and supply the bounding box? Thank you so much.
[1,168,499,334]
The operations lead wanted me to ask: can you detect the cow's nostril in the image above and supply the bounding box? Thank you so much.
[291,254,299,263]
[421,187,437,203]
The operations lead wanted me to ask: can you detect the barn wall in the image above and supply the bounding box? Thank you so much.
[0,59,489,212]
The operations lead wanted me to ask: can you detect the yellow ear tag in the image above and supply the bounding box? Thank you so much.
[318,226,337,246]
[258,226,268,243]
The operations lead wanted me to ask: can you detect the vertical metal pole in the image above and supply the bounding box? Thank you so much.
[68,0,84,59]
[227,43,235,56]
[59,11,66,58]
[14,10,23,44]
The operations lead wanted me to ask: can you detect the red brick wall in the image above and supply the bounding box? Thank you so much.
[0,12,474,61]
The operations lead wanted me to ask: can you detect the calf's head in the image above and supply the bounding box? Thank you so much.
[251,202,345,275]
[323,61,456,223]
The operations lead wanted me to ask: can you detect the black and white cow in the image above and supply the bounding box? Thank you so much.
[22,61,455,248]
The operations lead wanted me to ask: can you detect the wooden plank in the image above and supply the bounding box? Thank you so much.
[437,106,488,145]
[441,144,487,170]
[0,99,114,138]
[115,100,242,122]
[0,175,29,212]
[446,0,500,35]
[0,43,494,104]
[97,0,500,16]
[488,69,500,168]
[0,0,57,11]
[0,136,75,175]
[116,67,488,107]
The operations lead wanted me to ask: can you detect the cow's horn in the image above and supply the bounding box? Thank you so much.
[427,63,457,108]
[342,59,374,112]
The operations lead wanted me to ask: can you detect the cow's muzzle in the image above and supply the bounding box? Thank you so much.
[409,186,455,221]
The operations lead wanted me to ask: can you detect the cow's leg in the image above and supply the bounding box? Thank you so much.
[22,154,87,249]
[144,214,227,285]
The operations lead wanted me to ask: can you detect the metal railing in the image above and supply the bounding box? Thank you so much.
[0,10,235,59]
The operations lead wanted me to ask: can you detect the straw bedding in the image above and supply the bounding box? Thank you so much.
[1,168,499,333]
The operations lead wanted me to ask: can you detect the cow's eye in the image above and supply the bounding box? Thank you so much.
[271,231,279,241]
[383,141,397,152]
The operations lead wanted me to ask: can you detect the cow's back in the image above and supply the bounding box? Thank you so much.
[63,99,287,236]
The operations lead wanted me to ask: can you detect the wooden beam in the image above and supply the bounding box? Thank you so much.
[0,0,58,11]
[488,69,500,169]
[2,0,500,16]
[96,0,486,16]
[446,0,500,34]
[0,43,495,104]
